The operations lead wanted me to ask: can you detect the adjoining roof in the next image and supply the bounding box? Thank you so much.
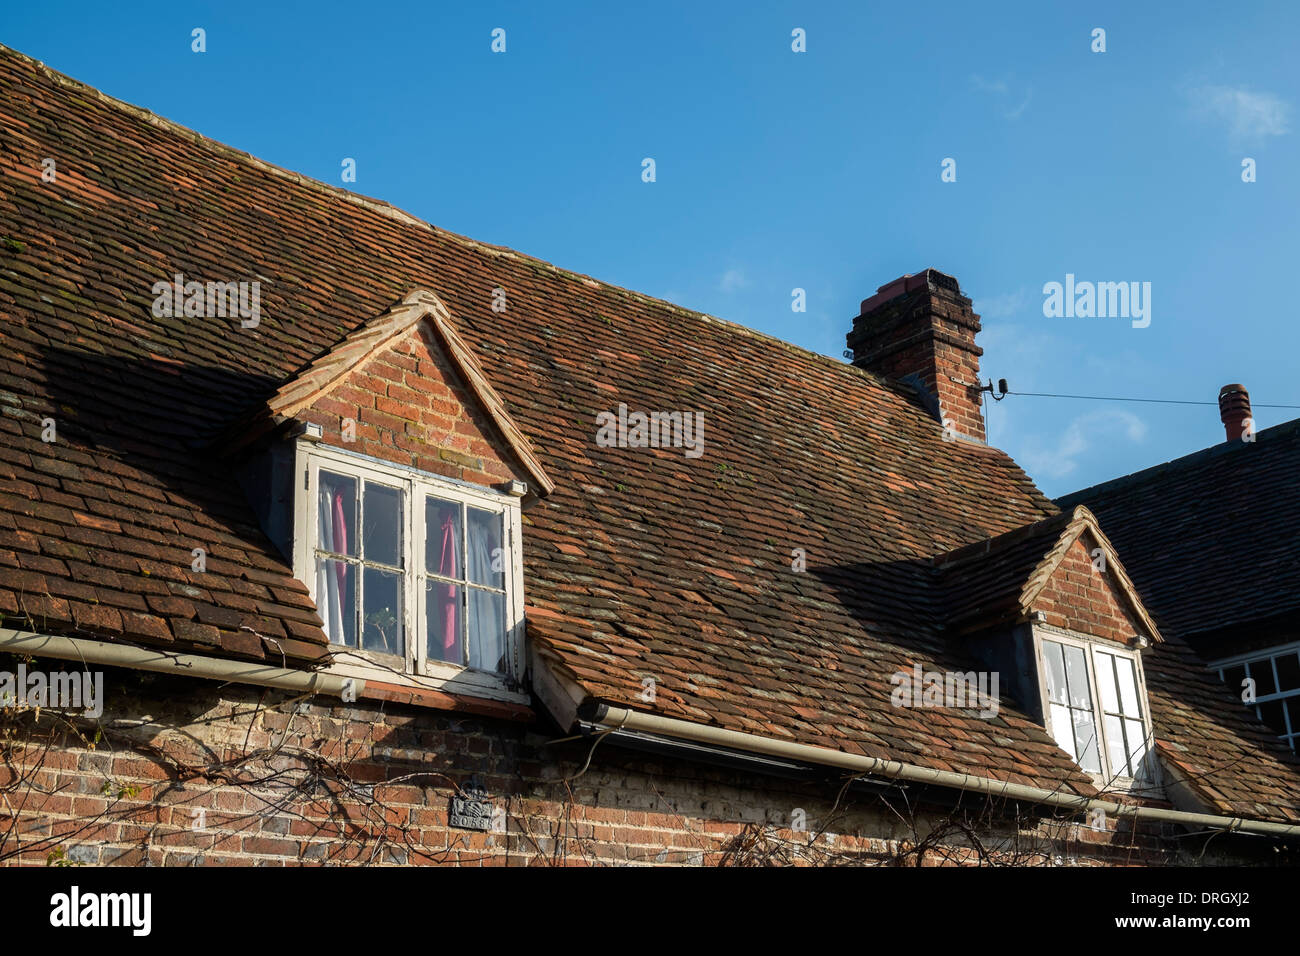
[1057,418,1300,643]
[936,505,1162,641]
[224,289,555,495]
[1,45,1297,819]
[1145,635,1300,822]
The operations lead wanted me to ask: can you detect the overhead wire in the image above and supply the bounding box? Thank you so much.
[1006,390,1300,409]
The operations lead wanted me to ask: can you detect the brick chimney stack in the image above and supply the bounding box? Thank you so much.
[1218,384,1252,442]
[846,269,985,442]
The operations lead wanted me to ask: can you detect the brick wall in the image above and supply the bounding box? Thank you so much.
[299,324,527,489]
[1032,536,1144,643]
[0,657,1271,867]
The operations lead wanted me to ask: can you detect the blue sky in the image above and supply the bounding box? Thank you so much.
[5,1,1298,497]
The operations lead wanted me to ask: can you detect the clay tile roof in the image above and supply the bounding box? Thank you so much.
[1,45,1297,819]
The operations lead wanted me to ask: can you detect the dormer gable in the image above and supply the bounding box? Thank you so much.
[939,505,1161,648]
[225,289,553,498]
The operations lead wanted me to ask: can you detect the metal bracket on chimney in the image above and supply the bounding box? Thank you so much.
[979,379,1009,401]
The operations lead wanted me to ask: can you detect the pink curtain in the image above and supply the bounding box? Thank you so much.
[440,515,458,656]
[332,491,348,597]
[317,486,350,643]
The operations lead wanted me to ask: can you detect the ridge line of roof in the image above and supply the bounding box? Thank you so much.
[0,43,912,399]
[1055,416,1300,506]
[932,506,1072,568]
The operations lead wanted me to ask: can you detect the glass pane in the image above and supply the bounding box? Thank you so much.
[1073,709,1101,773]
[1259,699,1287,735]
[1049,703,1076,758]
[1249,659,1278,697]
[1063,644,1092,709]
[361,567,402,656]
[1043,641,1068,705]
[1103,714,1127,776]
[467,507,505,588]
[1094,650,1119,713]
[1124,718,1147,775]
[1285,698,1300,736]
[1115,655,1140,716]
[315,558,356,646]
[426,579,463,665]
[1222,664,1247,698]
[1274,654,1300,693]
[363,483,403,567]
[318,471,357,557]
[426,497,463,579]
[468,587,508,673]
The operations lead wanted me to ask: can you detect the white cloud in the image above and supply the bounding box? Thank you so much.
[718,269,748,293]
[1005,89,1033,120]
[969,74,1032,120]
[1189,85,1291,141]
[978,322,1063,380]
[973,289,1027,320]
[1017,409,1148,481]
[969,74,1009,95]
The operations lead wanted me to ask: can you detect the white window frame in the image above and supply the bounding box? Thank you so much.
[292,441,527,703]
[1207,642,1300,751]
[1032,626,1157,790]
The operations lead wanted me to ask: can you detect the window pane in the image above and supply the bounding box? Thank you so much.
[467,508,504,588]
[1114,656,1140,717]
[1275,653,1300,693]
[318,471,357,557]
[363,483,403,567]
[1094,650,1119,713]
[1049,703,1076,758]
[1259,699,1287,735]
[1073,709,1101,773]
[1063,644,1092,709]
[426,497,463,579]
[468,587,507,673]
[1123,718,1147,775]
[1043,641,1068,705]
[361,567,402,656]
[426,579,463,665]
[315,558,356,646]
[1285,698,1300,736]
[1249,659,1278,697]
[1103,713,1127,775]
[1222,664,1246,693]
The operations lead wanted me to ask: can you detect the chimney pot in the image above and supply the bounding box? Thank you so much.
[1218,384,1252,443]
